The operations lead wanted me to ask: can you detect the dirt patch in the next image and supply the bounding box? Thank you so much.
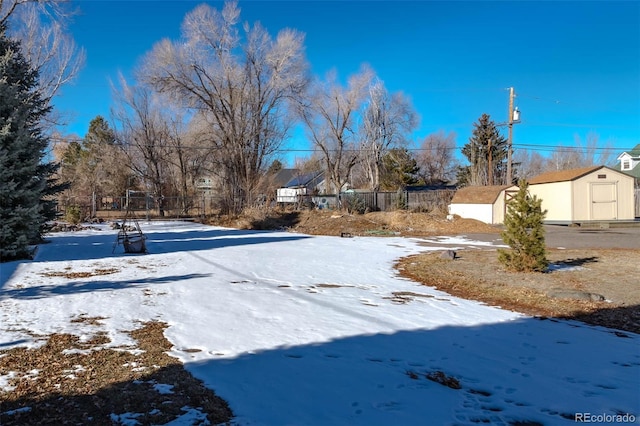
[207,209,499,237]
[0,322,232,425]
[396,249,640,334]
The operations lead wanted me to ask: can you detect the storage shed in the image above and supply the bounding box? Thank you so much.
[276,171,324,204]
[527,165,635,223]
[448,185,514,224]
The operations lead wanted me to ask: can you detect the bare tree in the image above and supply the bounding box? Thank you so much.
[162,109,207,215]
[299,66,372,200]
[544,132,614,171]
[573,132,614,167]
[140,1,308,213]
[359,79,418,191]
[417,130,457,184]
[112,78,173,216]
[546,146,583,171]
[2,0,85,124]
[513,148,546,179]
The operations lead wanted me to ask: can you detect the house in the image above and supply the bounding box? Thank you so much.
[527,165,635,223]
[271,168,300,188]
[276,171,325,204]
[448,185,514,225]
[613,144,640,185]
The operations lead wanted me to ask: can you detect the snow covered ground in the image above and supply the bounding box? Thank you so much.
[1,221,638,425]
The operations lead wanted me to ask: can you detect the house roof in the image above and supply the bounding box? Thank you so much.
[450,185,509,204]
[612,163,640,179]
[528,166,605,184]
[273,169,300,187]
[617,143,640,160]
[284,171,324,188]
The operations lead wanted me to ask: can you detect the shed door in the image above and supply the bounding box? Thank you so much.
[590,183,617,220]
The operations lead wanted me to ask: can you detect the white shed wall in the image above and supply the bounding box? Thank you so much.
[448,203,494,224]
[528,181,573,222]
[492,191,509,224]
[528,169,635,222]
[276,187,306,203]
[574,171,635,220]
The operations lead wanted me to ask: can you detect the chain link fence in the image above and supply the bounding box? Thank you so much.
[57,194,225,220]
[57,188,456,221]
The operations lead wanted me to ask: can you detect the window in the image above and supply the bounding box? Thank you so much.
[622,160,631,170]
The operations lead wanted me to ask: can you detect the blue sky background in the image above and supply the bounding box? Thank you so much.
[55,0,640,166]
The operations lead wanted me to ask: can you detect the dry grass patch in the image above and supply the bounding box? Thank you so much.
[396,249,640,334]
[205,209,499,237]
[40,267,119,279]
[0,322,232,425]
[70,314,108,326]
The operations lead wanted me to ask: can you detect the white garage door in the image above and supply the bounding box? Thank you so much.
[590,183,617,220]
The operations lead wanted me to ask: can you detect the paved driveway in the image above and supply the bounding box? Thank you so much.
[466,225,640,250]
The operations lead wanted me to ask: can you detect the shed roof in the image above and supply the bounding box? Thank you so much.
[528,166,603,184]
[450,185,509,204]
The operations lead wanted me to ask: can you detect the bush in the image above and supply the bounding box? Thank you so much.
[341,192,366,214]
[394,188,407,210]
[65,206,82,225]
[498,179,548,272]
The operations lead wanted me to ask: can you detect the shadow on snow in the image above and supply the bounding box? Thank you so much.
[0,273,211,301]
[0,226,310,291]
[1,315,638,425]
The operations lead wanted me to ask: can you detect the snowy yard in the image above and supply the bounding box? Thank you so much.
[1,221,638,425]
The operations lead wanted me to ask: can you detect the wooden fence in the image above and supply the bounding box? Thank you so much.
[635,188,640,218]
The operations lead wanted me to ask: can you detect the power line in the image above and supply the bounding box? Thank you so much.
[46,136,634,155]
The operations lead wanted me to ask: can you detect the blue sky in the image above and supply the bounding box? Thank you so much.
[55,1,640,165]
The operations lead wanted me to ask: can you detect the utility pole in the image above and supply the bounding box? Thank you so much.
[488,138,493,186]
[506,87,515,185]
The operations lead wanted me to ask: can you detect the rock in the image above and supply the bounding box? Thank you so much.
[547,289,606,302]
[440,250,457,260]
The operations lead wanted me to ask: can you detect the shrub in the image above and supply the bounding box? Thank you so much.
[498,179,548,272]
[341,192,366,214]
[394,188,407,210]
[65,206,82,225]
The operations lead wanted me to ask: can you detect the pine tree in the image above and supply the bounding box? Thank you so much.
[380,147,421,190]
[498,179,548,272]
[457,113,509,186]
[0,25,54,260]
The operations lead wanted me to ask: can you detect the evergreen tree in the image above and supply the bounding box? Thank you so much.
[498,179,548,272]
[267,159,283,175]
[457,113,508,186]
[0,25,54,260]
[380,147,421,190]
[58,116,131,213]
[82,116,130,201]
